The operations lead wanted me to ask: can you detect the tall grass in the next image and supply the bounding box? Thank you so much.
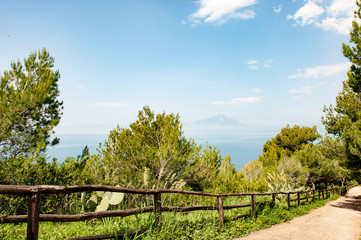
[0,194,339,240]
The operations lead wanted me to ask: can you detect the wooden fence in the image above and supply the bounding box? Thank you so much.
[0,185,346,240]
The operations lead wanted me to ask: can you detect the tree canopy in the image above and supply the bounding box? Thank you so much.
[98,106,198,188]
[0,49,63,158]
[322,1,361,178]
[259,125,320,167]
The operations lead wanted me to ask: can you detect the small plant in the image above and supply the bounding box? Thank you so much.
[69,188,125,214]
[265,171,310,200]
[93,190,124,212]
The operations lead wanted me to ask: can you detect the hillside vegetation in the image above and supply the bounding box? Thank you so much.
[1,0,361,239]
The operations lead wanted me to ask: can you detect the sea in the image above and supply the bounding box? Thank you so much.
[46,132,275,170]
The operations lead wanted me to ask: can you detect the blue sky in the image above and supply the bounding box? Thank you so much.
[0,0,356,136]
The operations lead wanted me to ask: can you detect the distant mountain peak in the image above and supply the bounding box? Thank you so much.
[195,114,242,126]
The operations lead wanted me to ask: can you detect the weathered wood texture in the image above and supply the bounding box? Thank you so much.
[0,204,255,223]
[217,196,224,226]
[251,194,256,217]
[0,185,342,240]
[287,193,291,208]
[0,185,331,197]
[27,192,41,240]
[153,193,162,227]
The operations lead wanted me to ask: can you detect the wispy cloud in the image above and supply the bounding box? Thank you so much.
[252,88,263,93]
[288,62,350,79]
[288,86,313,94]
[249,65,259,70]
[247,59,258,65]
[212,97,263,105]
[187,0,257,25]
[273,5,282,14]
[246,59,273,70]
[94,102,128,107]
[288,0,356,35]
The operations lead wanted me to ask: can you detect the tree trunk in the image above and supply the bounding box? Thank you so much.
[341,178,345,188]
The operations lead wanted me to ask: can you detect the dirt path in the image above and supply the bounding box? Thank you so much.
[234,187,361,240]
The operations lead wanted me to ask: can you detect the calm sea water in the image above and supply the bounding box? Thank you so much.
[47,133,273,170]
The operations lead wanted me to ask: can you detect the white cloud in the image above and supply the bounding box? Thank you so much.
[288,62,350,79]
[94,102,128,107]
[288,0,356,34]
[252,88,263,93]
[316,16,353,34]
[247,59,258,65]
[327,0,355,17]
[273,5,282,14]
[188,0,257,25]
[212,97,263,105]
[288,86,313,94]
[249,65,259,70]
[246,59,272,69]
[288,1,325,26]
[247,59,259,70]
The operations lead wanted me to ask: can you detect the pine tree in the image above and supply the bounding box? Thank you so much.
[322,0,361,178]
[0,49,63,158]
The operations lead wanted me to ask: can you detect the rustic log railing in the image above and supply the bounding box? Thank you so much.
[0,185,346,240]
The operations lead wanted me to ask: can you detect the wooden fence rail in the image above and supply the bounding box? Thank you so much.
[0,185,346,240]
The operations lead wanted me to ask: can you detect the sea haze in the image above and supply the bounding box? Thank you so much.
[47,115,278,170]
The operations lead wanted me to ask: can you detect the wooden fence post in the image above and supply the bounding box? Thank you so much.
[306,191,309,203]
[251,194,256,217]
[27,191,41,240]
[297,192,300,206]
[318,190,321,200]
[217,196,224,227]
[272,193,276,207]
[312,190,315,202]
[287,193,290,208]
[322,190,325,200]
[153,192,162,227]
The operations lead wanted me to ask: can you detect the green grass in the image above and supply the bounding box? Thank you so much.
[0,194,339,240]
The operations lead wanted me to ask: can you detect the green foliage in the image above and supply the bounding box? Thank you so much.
[242,125,320,192]
[277,156,309,187]
[183,144,221,192]
[322,0,361,179]
[242,159,266,192]
[0,192,339,239]
[294,137,349,188]
[59,147,94,185]
[242,125,350,191]
[68,190,125,214]
[0,146,94,215]
[97,106,198,189]
[265,171,293,193]
[265,170,309,197]
[259,125,320,168]
[0,49,63,158]
[210,155,245,193]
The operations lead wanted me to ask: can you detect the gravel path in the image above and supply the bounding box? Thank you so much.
[234,186,361,240]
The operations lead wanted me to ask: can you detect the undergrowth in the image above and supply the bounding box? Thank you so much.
[0,194,339,240]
